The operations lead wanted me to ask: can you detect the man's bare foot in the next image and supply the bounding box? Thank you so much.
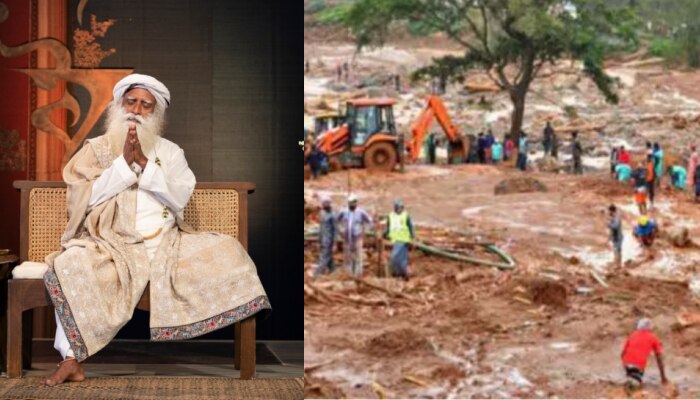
[42,358,85,386]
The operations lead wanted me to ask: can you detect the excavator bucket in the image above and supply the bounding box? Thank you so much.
[447,136,472,164]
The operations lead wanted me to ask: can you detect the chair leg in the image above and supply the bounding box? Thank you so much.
[239,317,256,380]
[7,285,22,378]
[234,322,241,370]
[22,309,33,370]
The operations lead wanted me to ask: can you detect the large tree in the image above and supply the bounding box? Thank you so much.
[325,0,639,137]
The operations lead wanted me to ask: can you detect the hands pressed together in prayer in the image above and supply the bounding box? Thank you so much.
[123,125,148,170]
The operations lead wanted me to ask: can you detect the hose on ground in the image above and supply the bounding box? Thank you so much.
[304,227,516,270]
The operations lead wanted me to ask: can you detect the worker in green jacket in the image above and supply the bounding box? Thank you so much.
[384,199,415,280]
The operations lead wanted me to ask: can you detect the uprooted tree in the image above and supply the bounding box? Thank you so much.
[324,0,639,138]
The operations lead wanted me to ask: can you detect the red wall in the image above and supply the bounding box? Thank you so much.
[0,0,32,255]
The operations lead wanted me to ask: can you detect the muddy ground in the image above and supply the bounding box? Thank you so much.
[304,19,700,400]
[304,166,700,399]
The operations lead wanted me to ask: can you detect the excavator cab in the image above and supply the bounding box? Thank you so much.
[344,98,399,170]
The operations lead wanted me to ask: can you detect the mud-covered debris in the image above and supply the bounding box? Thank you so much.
[494,177,548,195]
[666,226,690,247]
[364,328,428,357]
[530,278,568,308]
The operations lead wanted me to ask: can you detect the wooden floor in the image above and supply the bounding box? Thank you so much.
[5,340,302,379]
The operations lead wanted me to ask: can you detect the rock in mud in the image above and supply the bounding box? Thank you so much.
[667,226,690,247]
[536,156,562,173]
[530,279,568,308]
[364,328,428,357]
[494,177,548,195]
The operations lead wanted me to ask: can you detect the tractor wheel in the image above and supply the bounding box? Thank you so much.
[448,137,468,164]
[364,142,397,171]
[328,157,343,172]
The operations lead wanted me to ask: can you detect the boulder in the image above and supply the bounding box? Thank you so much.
[530,279,568,308]
[667,226,690,247]
[536,156,562,173]
[494,177,548,195]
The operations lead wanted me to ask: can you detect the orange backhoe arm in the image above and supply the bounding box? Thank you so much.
[409,95,461,160]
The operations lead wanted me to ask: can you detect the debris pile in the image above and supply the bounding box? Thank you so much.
[305,17,700,399]
[494,177,548,195]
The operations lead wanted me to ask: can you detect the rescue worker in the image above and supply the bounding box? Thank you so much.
[667,165,687,190]
[307,144,324,179]
[337,194,373,277]
[615,162,632,183]
[543,121,554,156]
[477,132,486,164]
[634,215,658,248]
[491,139,503,164]
[383,199,415,280]
[621,318,668,392]
[653,143,664,188]
[571,131,583,175]
[426,132,436,165]
[610,146,619,177]
[485,130,495,164]
[618,145,631,165]
[504,135,515,162]
[645,155,656,208]
[608,204,623,269]
[314,196,336,278]
[517,131,528,171]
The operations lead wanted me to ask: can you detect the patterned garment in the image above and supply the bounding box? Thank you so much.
[389,242,409,277]
[44,135,270,361]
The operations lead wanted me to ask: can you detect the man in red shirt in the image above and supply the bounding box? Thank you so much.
[621,318,668,390]
[618,145,631,165]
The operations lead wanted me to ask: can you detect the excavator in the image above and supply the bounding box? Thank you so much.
[315,97,399,171]
[314,95,468,172]
[408,95,468,164]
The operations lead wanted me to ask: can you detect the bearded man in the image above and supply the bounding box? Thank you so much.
[42,74,271,385]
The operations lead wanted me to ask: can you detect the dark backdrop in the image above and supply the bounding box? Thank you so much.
[70,0,301,340]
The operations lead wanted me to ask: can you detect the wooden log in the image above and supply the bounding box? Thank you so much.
[354,277,415,300]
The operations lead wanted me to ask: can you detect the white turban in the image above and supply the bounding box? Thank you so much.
[113,73,171,109]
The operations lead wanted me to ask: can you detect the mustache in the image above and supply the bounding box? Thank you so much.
[125,113,145,125]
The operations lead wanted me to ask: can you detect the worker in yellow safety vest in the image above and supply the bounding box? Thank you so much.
[383,199,415,280]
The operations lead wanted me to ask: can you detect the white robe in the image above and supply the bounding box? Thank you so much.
[55,137,196,359]
[89,138,195,259]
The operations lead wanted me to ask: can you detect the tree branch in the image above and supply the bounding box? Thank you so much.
[421,1,479,53]
[496,62,512,89]
[478,2,492,57]
[485,67,505,89]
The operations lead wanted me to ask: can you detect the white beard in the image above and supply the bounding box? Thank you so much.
[104,101,166,158]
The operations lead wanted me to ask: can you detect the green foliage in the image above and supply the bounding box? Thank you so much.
[633,0,700,68]
[319,0,419,49]
[649,38,683,63]
[406,19,438,36]
[317,3,354,24]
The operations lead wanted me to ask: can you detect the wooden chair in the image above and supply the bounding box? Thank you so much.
[7,181,258,379]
